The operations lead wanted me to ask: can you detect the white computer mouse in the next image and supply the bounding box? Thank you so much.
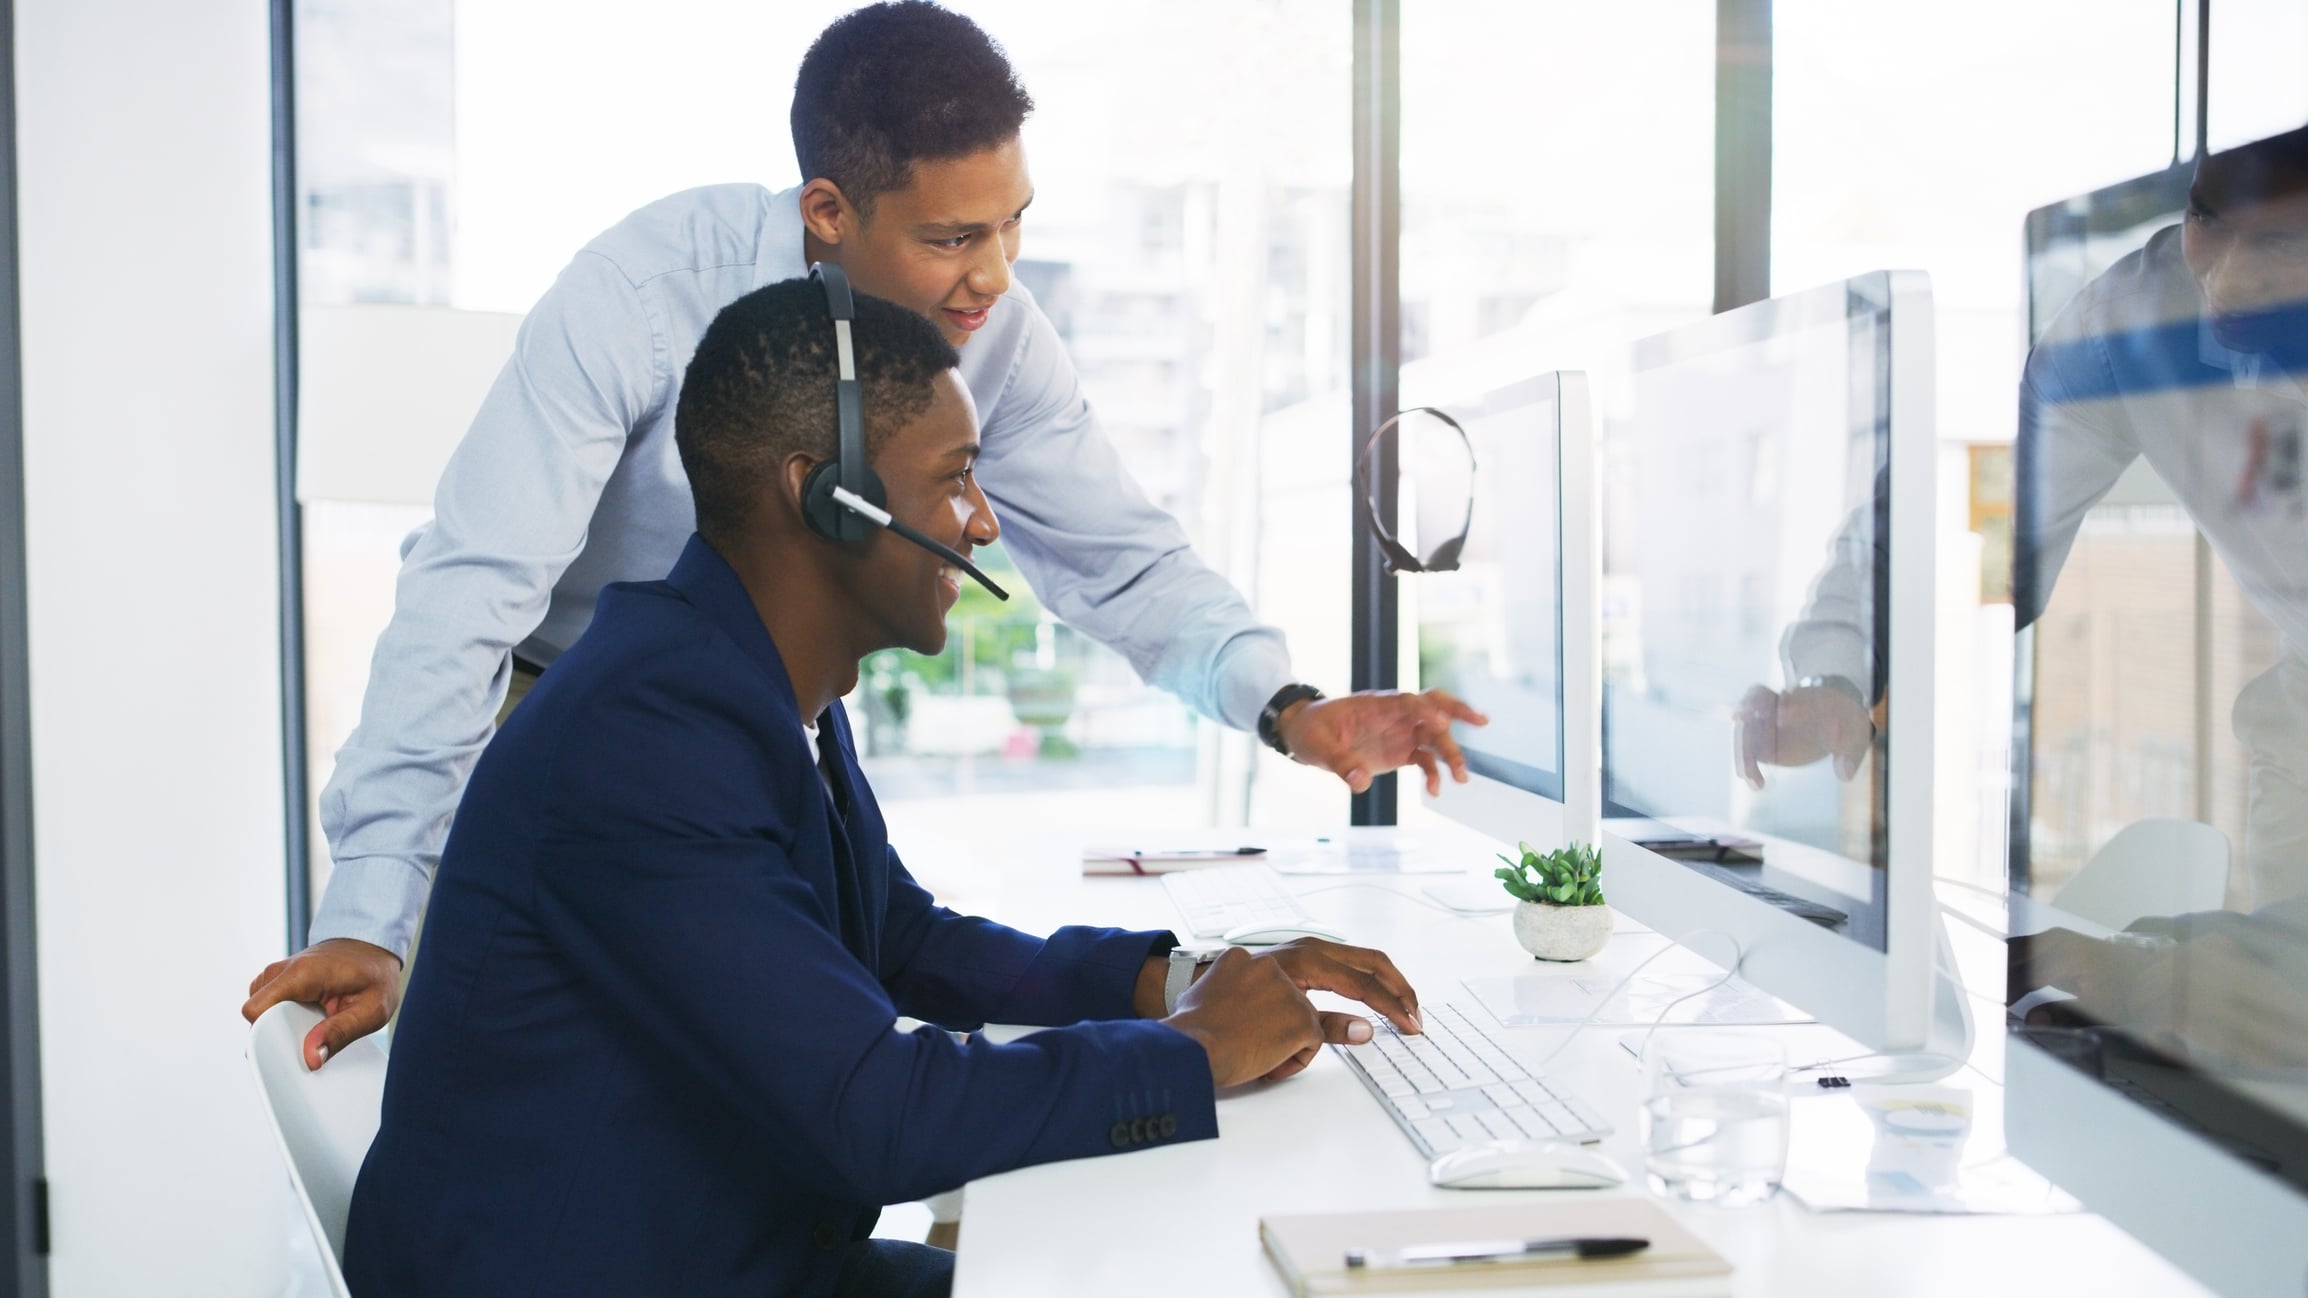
[1426,1139,1628,1190]
[1220,919,1349,946]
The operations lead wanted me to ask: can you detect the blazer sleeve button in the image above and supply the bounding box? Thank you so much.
[1110,1121,1132,1149]
[1129,1117,1149,1144]
[1158,1113,1177,1139]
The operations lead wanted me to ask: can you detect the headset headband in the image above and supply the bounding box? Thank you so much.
[1355,405,1476,574]
[812,261,868,507]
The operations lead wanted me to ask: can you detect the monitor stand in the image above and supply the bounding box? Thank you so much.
[1801,918,1975,1086]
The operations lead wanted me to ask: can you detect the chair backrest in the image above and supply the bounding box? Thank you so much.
[246,1001,389,1298]
[2056,817,2233,931]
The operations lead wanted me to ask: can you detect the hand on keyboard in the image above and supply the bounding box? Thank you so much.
[1257,938,1423,1037]
[1165,948,1328,1086]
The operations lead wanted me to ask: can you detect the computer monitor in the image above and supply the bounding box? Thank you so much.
[1415,372,1598,853]
[1594,271,1966,1073]
[2005,137,2308,1298]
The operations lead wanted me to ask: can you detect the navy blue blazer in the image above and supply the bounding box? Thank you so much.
[344,536,1217,1298]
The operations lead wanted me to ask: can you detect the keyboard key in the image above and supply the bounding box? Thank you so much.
[1334,1000,1613,1158]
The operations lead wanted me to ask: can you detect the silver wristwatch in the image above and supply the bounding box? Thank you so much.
[1794,673,1867,710]
[1164,944,1225,1015]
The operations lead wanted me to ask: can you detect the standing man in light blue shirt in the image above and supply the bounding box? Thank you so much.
[245,0,1482,1068]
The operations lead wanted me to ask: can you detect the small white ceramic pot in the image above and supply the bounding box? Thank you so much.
[1512,900,1612,962]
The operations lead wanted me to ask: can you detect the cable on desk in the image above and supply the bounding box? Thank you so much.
[1518,928,1749,1075]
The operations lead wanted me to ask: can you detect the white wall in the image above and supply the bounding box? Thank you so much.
[16,0,292,1292]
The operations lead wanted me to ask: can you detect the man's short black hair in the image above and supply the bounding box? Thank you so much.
[676,276,960,543]
[2199,120,2308,203]
[791,2,1033,217]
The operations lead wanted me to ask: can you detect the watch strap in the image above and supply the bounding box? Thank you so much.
[1164,945,1222,1015]
[1794,673,1867,710]
[1257,683,1325,756]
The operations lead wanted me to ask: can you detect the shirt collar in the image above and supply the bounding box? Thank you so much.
[758,183,812,290]
[2198,314,2255,382]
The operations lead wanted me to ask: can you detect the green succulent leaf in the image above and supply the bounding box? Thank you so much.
[1490,839,1606,905]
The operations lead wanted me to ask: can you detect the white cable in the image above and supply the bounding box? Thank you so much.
[1588,929,1747,1073]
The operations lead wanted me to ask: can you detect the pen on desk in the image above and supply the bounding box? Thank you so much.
[1344,1236,1649,1270]
[1124,846,1266,859]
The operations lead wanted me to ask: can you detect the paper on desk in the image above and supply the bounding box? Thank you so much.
[1779,1085,2079,1215]
[1462,972,1814,1028]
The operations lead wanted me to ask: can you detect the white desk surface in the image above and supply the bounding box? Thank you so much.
[943,821,2211,1298]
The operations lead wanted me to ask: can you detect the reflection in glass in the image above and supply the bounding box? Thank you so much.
[2008,125,2308,1178]
[1358,406,1475,575]
[1410,380,1563,800]
[1602,278,1900,950]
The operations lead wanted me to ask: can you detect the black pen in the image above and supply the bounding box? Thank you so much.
[1117,846,1266,860]
[1345,1235,1649,1270]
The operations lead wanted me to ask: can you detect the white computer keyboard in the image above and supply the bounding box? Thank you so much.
[1161,863,1312,939]
[1334,1002,1612,1157]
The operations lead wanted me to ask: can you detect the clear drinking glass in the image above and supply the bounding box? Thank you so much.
[1640,1033,1790,1205]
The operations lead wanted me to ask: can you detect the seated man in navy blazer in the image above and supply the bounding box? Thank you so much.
[342,274,1423,1298]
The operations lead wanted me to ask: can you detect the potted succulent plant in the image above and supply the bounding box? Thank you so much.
[1495,840,1612,962]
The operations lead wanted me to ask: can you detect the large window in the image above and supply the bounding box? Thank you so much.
[292,1,1350,912]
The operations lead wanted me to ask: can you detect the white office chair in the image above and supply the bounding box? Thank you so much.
[2055,817,2232,931]
[247,1001,389,1298]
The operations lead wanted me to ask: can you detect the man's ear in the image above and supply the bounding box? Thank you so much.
[781,453,821,519]
[798,179,853,248]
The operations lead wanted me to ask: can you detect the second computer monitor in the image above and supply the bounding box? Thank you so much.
[1417,371,1598,852]
[1598,270,1951,1060]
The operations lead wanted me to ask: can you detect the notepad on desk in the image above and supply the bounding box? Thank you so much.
[1260,1198,1730,1296]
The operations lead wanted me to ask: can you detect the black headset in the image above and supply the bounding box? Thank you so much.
[1354,405,1475,574]
[796,261,1008,599]
[799,261,882,543]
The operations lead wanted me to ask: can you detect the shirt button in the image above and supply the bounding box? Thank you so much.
[1110,1121,1132,1149]
[813,1222,844,1251]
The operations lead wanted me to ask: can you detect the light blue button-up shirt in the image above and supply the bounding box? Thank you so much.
[312,183,1294,958]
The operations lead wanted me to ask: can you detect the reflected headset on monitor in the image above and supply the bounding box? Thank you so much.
[1354,405,1475,574]
[798,261,1008,600]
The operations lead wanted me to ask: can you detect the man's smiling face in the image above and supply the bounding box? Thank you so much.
[812,136,1034,348]
[2183,149,2308,355]
[844,369,1001,657]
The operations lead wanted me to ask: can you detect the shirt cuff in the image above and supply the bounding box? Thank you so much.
[1780,624,1872,702]
[1215,634,1296,735]
[306,856,433,961]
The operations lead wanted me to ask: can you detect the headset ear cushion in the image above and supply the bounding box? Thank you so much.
[800,458,846,541]
[800,458,891,544]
